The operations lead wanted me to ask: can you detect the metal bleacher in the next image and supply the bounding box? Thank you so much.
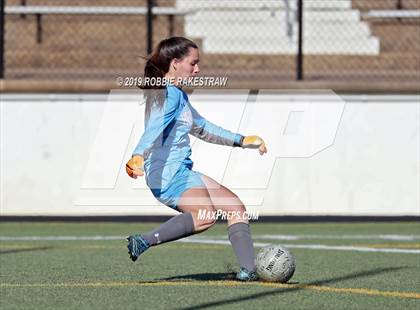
[177,0,381,55]
[2,0,419,86]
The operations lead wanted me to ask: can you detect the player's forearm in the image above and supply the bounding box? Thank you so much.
[191,121,244,147]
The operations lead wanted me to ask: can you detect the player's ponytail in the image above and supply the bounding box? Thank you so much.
[141,37,198,119]
[143,58,164,88]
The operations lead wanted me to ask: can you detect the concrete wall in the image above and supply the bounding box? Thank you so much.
[1,92,419,216]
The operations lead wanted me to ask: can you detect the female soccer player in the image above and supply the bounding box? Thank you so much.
[125,37,267,281]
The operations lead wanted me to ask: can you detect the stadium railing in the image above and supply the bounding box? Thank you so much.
[1,1,419,92]
[4,5,191,46]
[362,9,420,18]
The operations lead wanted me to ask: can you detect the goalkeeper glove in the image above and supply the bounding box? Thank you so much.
[242,135,268,155]
[126,155,144,179]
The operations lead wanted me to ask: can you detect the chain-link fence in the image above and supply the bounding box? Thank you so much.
[2,0,420,88]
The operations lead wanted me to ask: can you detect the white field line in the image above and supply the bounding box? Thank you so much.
[179,239,420,254]
[1,234,419,241]
[1,235,419,254]
[191,234,420,241]
[0,236,124,241]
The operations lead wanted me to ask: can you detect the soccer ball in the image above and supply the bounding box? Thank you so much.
[256,245,296,282]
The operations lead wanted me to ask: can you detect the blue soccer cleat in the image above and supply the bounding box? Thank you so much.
[236,267,259,281]
[126,234,150,262]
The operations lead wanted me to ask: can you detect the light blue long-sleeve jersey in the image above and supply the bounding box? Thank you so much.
[132,85,243,208]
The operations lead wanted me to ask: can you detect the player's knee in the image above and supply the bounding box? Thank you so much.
[238,204,247,213]
[227,205,249,225]
[230,204,247,215]
[196,216,216,229]
[202,217,216,227]
[192,208,216,231]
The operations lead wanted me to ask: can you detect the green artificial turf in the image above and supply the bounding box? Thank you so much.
[1,222,419,310]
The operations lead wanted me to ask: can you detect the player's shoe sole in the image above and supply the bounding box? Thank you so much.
[236,267,259,281]
[126,234,150,262]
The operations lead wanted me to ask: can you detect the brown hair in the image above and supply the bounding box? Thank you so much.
[142,37,198,120]
[143,37,198,89]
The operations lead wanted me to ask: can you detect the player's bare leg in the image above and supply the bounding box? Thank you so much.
[200,174,258,281]
[177,187,217,232]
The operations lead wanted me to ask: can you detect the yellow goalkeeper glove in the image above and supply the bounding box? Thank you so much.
[126,155,144,179]
[242,135,268,155]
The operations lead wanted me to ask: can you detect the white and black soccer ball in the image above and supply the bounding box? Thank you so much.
[256,245,296,282]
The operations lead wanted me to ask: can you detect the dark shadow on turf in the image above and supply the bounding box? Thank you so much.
[0,246,54,255]
[160,272,237,281]
[173,266,410,310]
